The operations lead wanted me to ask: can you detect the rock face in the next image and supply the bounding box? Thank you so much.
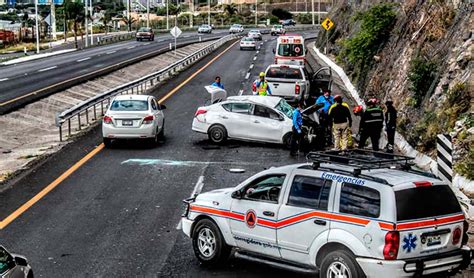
[318,0,473,181]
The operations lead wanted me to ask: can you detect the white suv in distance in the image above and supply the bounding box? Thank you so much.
[271,24,285,36]
[102,95,165,147]
[182,150,472,277]
[198,24,212,34]
[229,24,244,34]
[192,96,294,146]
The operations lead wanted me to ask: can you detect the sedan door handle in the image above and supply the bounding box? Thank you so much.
[263,211,275,217]
[314,219,327,226]
[221,116,228,119]
[254,120,260,123]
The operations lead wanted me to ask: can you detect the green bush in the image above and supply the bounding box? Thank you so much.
[407,55,438,107]
[338,4,396,69]
[296,13,312,24]
[271,8,292,20]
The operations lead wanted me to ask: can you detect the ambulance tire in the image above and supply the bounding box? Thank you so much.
[192,219,231,267]
[320,250,365,278]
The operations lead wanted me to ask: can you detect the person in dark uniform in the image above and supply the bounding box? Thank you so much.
[385,99,397,153]
[359,98,384,151]
[290,102,304,156]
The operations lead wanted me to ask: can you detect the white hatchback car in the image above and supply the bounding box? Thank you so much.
[192,96,293,146]
[102,95,165,147]
[182,150,472,277]
[239,37,256,50]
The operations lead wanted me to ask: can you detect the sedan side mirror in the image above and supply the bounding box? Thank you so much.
[14,256,28,267]
[160,104,167,110]
[231,190,242,199]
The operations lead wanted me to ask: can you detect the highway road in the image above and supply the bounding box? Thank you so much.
[0,31,321,277]
[0,30,230,114]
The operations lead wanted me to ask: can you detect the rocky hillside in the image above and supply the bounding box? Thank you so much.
[317,0,473,180]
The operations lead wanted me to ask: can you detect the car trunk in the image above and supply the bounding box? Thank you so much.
[266,78,303,98]
[110,111,150,128]
[394,184,465,260]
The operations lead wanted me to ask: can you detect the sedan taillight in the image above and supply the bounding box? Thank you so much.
[195,109,207,117]
[103,115,113,124]
[143,115,154,124]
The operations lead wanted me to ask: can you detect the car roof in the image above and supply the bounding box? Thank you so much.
[272,163,441,188]
[113,94,151,101]
[225,96,282,107]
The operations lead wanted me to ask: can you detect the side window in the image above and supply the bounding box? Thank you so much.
[229,103,252,114]
[222,103,231,112]
[288,176,332,210]
[339,183,380,218]
[242,175,286,203]
[0,248,13,274]
[151,99,158,110]
[254,105,280,120]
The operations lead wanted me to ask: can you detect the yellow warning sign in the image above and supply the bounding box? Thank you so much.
[321,18,334,31]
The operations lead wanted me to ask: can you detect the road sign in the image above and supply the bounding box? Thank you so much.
[170,26,182,38]
[321,18,334,31]
[38,0,63,5]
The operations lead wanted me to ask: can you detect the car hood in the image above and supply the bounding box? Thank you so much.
[196,187,234,201]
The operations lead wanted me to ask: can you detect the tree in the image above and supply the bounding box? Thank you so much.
[223,4,236,16]
[101,10,113,34]
[64,0,85,49]
[271,8,292,20]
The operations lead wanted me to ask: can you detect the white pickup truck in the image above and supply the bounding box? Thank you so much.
[264,64,310,103]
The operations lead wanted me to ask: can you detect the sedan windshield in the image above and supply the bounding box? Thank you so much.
[138,28,151,32]
[275,99,293,118]
[110,100,148,111]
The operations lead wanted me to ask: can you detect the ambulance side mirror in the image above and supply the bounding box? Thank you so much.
[272,48,275,54]
[231,190,242,199]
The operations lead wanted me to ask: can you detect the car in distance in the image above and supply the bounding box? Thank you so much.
[136,27,154,41]
[192,95,294,146]
[248,29,262,41]
[0,245,33,278]
[102,95,166,147]
[198,24,212,34]
[265,64,310,103]
[181,150,472,277]
[229,24,244,34]
[282,19,296,26]
[239,37,256,50]
[271,24,285,36]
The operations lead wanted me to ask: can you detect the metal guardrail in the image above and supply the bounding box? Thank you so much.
[55,34,240,142]
[97,32,136,45]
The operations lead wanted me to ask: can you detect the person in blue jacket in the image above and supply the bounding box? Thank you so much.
[290,103,304,156]
[211,76,224,89]
[316,91,335,147]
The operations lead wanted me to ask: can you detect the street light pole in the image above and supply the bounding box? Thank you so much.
[255,0,257,26]
[207,0,210,26]
[311,0,314,25]
[146,0,150,28]
[34,0,39,53]
[84,0,89,47]
[90,0,93,46]
[166,0,169,30]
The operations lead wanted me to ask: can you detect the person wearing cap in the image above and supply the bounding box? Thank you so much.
[315,91,335,147]
[253,72,272,96]
[290,102,304,156]
[328,95,352,151]
[359,98,384,151]
[211,76,224,89]
[385,99,397,153]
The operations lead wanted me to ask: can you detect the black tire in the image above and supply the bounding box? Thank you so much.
[27,270,34,278]
[103,138,112,148]
[148,131,159,147]
[320,250,365,278]
[192,219,231,266]
[208,125,227,144]
[283,132,292,149]
[158,124,165,140]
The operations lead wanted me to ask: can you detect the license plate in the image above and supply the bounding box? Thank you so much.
[425,235,442,246]
[122,120,133,126]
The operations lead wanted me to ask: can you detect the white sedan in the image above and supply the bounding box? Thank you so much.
[102,95,165,147]
[240,37,256,50]
[192,96,294,146]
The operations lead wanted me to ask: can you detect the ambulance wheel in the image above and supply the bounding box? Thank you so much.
[192,219,231,267]
[208,125,227,144]
[320,250,365,278]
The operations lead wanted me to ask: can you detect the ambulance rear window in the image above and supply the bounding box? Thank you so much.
[395,184,462,221]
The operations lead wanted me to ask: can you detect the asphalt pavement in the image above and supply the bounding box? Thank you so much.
[0,32,322,277]
[0,30,229,114]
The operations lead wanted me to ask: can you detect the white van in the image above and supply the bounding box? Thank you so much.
[274,35,306,67]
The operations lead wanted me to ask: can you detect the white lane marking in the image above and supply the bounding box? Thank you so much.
[0,78,9,82]
[76,57,91,62]
[37,66,57,72]
[253,56,257,61]
[239,89,243,96]
[106,50,116,54]
[127,46,136,49]
[176,175,205,230]
[256,51,260,54]
[249,64,254,69]
[144,43,150,45]
[245,72,251,80]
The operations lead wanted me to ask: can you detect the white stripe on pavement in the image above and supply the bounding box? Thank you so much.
[37,66,57,72]
[249,64,254,69]
[253,56,257,61]
[76,57,91,62]
[127,46,136,49]
[106,50,116,54]
[0,78,9,82]
[176,175,205,230]
[245,72,251,80]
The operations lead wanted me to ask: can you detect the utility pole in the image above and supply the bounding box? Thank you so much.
[50,1,57,40]
[207,0,210,26]
[166,0,169,29]
[84,0,89,47]
[126,0,131,32]
[255,0,257,26]
[146,0,150,28]
[34,0,39,53]
[190,0,193,27]
[311,0,314,25]
[318,0,320,24]
[90,0,93,45]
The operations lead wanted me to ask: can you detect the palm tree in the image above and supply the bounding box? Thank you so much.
[101,11,112,34]
[64,0,85,49]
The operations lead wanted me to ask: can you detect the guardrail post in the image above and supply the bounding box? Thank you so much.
[85,108,89,124]
[68,119,71,137]
[101,101,104,116]
[78,113,81,130]
[59,125,63,142]
[93,105,97,120]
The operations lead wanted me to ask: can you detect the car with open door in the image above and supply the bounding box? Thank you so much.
[0,246,33,278]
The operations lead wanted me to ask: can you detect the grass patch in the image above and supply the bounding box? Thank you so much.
[0,43,49,54]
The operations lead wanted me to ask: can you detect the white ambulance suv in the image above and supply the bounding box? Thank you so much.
[181,150,472,277]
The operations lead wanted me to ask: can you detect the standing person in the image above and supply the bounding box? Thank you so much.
[253,72,272,96]
[385,99,397,153]
[316,91,334,147]
[359,98,384,151]
[328,95,352,151]
[290,103,303,156]
[211,76,224,89]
